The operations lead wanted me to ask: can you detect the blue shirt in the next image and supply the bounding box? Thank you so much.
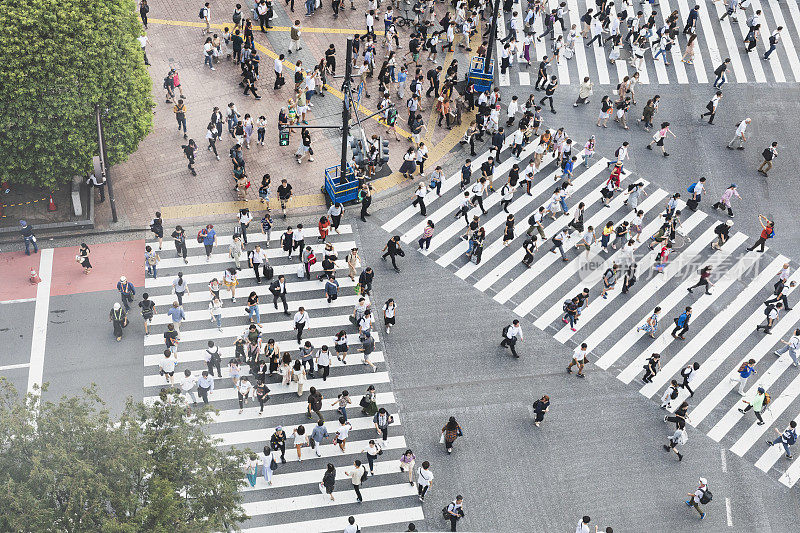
[461,164,471,181]
[397,71,407,83]
[563,161,574,174]
[739,364,755,378]
[167,307,185,323]
[203,229,216,245]
[676,312,689,327]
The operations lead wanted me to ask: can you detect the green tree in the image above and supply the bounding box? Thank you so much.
[0,381,248,533]
[0,0,153,189]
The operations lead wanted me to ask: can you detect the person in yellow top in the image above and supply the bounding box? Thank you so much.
[600,221,614,252]
[173,99,188,139]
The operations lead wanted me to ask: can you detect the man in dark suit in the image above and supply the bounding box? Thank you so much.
[269,275,289,314]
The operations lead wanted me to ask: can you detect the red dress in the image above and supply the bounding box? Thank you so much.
[319,219,330,240]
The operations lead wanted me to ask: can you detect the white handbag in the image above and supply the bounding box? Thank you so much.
[297,264,305,278]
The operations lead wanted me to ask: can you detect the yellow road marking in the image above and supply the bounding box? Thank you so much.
[148,18,384,35]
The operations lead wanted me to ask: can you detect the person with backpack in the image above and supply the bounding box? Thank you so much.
[664,425,688,461]
[500,319,524,358]
[730,359,757,395]
[661,379,680,409]
[746,214,775,252]
[764,26,783,61]
[600,263,619,299]
[767,420,797,459]
[199,2,211,34]
[344,459,367,502]
[757,301,783,334]
[738,386,770,425]
[443,495,465,531]
[685,478,710,519]
[712,58,730,88]
[700,90,722,125]
[758,141,778,176]
[687,266,713,295]
[765,277,795,312]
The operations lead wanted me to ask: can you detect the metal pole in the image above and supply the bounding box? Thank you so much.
[95,105,118,223]
[484,0,501,74]
[341,38,354,179]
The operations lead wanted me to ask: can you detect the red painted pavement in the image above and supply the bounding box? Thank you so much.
[0,251,41,301]
[51,240,146,297]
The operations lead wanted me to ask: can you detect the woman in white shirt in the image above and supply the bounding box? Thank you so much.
[362,439,381,475]
[209,297,223,331]
[237,376,253,414]
[383,298,396,334]
[262,445,276,485]
[292,425,308,461]
[335,418,352,452]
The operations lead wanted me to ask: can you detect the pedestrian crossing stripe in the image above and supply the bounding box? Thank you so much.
[243,482,416,518]
[206,392,396,425]
[143,331,376,367]
[148,277,361,306]
[638,255,788,397]
[380,138,800,487]
[146,225,354,251]
[144,256,355,289]
[145,372,392,404]
[493,0,800,85]
[238,507,426,533]
[144,313,353,345]
[519,188,668,319]
[143,352,388,388]
[616,240,758,383]
[141,224,421,530]
[241,459,403,492]
[530,190,670,327]
[156,240,357,269]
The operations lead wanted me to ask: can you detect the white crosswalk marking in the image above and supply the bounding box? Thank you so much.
[768,0,800,80]
[529,189,668,324]
[140,223,421,530]
[675,0,709,83]
[534,191,670,328]
[380,137,800,487]
[482,2,800,85]
[640,256,787,397]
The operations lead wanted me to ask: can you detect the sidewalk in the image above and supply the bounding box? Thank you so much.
[91,0,478,229]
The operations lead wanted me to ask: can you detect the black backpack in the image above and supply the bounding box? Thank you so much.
[765,303,776,316]
[199,7,206,19]
[501,325,510,338]
[699,488,713,504]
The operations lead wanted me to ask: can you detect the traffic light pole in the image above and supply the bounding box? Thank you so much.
[341,38,354,179]
[95,105,118,223]
[484,0,501,74]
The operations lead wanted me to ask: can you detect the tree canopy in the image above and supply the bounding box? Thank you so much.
[0,381,248,533]
[0,0,153,188]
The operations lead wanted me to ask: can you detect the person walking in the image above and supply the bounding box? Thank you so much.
[440,417,463,454]
[171,272,189,306]
[416,461,433,502]
[671,306,692,340]
[766,421,797,459]
[711,184,741,218]
[412,181,429,216]
[374,407,393,441]
[359,184,372,221]
[310,420,329,456]
[539,75,559,114]
[757,301,783,334]
[764,276,795,311]
[774,329,800,367]
[758,142,778,176]
[680,362,700,397]
[319,463,336,500]
[646,122,675,156]
[642,353,662,383]
[764,27,783,60]
[117,275,136,311]
[567,342,589,378]
[663,425,688,461]
[712,58,731,88]
[730,359,757,395]
[661,380,680,410]
[444,496,465,532]
[171,225,188,264]
[270,426,287,463]
[344,460,367,502]
[109,302,128,341]
[727,118,750,150]
[17,220,37,255]
[685,478,710,520]
[294,306,310,344]
[637,307,662,339]
[381,235,403,272]
[738,386,770,425]
[746,214,774,252]
[532,395,550,427]
[199,224,217,261]
[687,266,713,295]
[500,319,524,358]
[700,91,722,125]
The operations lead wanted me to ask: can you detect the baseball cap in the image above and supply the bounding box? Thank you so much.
[699,477,707,485]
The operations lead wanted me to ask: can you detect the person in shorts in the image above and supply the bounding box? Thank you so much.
[139,293,156,335]
[277,179,293,218]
